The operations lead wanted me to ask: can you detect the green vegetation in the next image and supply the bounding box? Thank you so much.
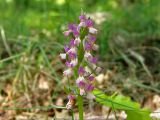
[0,0,160,119]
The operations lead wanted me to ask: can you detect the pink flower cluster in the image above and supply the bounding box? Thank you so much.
[60,13,98,109]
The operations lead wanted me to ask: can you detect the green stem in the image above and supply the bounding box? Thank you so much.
[78,95,84,120]
[71,109,75,120]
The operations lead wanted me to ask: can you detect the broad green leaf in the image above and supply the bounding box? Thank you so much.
[93,89,151,120]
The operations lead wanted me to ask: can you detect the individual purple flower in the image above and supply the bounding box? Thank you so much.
[69,39,76,47]
[68,24,79,37]
[79,15,86,22]
[90,57,98,64]
[85,42,92,51]
[88,35,96,43]
[76,76,85,86]
[77,80,86,88]
[88,75,94,81]
[67,47,77,55]
[64,45,70,52]
[68,23,77,31]
[86,84,94,92]
[78,66,85,76]
[68,52,76,59]
[73,29,79,37]
[85,19,94,27]
[65,61,72,67]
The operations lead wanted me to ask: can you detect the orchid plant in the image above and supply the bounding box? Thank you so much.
[60,12,98,120]
[60,12,151,120]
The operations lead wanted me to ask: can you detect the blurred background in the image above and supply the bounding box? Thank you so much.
[0,0,160,119]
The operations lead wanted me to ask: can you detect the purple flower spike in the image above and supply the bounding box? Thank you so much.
[90,57,98,64]
[88,75,94,81]
[86,84,94,92]
[85,19,94,27]
[79,15,86,21]
[61,13,98,100]
[78,66,85,75]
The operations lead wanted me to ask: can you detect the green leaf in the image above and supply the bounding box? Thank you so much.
[93,89,151,120]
